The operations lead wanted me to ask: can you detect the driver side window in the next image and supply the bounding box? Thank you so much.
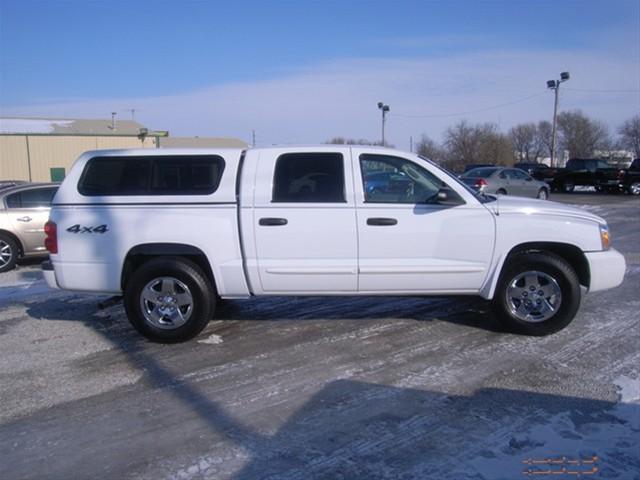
[360,154,455,204]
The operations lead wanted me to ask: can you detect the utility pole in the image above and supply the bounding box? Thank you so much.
[252,130,256,147]
[409,136,413,153]
[546,72,570,167]
[377,102,390,146]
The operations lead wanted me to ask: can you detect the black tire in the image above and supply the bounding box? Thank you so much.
[124,257,214,343]
[0,233,19,273]
[496,188,507,195]
[562,181,574,193]
[492,252,581,336]
[536,188,549,200]
[628,181,640,196]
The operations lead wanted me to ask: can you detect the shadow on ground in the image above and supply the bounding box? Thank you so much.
[5,295,634,479]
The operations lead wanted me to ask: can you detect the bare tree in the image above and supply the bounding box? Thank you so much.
[509,123,539,162]
[557,110,610,158]
[478,129,514,166]
[444,121,512,169]
[325,137,384,146]
[415,135,447,163]
[618,114,640,159]
[536,121,554,160]
[443,120,483,169]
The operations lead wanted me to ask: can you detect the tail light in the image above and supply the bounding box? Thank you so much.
[44,221,58,254]
[475,178,488,189]
[618,170,625,181]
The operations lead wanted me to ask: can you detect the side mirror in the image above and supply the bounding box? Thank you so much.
[432,188,464,206]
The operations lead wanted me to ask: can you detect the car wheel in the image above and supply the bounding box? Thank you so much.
[493,252,581,336]
[496,188,507,195]
[0,234,19,273]
[124,257,214,343]
[562,181,574,193]
[627,181,640,196]
[536,188,549,200]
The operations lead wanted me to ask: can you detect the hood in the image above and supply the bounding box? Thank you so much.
[487,195,605,224]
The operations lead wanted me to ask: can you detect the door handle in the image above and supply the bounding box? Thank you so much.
[259,217,288,226]
[17,216,32,222]
[367,217,397,226]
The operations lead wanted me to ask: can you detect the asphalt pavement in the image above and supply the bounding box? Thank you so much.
[0,192,638,480]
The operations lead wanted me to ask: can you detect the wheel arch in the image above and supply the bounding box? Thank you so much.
[481,241,590,299]
[121,243,216,292]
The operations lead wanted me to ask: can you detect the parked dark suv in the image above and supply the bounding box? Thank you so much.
[551,158,619,193]
[618,159,640,195]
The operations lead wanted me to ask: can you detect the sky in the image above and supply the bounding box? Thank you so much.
[0,0,639,149]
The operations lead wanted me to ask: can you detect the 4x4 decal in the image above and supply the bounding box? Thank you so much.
[66,224,109,234]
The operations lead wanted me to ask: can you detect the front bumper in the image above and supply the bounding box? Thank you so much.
[41,260,60,290]
[585,248,626,292]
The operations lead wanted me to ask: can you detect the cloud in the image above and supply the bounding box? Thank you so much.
[2,49,638,149]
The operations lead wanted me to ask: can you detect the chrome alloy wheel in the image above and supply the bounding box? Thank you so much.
[506,270,562,323]
[0,240,13,269]
[139,276,193,329]
[630,182,640,196]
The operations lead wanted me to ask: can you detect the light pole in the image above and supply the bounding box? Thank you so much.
[547,71,570,167]
[377,102,390,146]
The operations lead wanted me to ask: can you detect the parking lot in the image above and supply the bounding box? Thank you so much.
[0,192,638,479]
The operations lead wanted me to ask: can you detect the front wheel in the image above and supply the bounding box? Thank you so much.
[124,257,214,343]
[493,252,581,336]
[627,181,640,196]
[496,188,507,195]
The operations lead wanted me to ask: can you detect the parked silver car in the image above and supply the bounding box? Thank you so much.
[0,183,59,272]
[460,167,550,199]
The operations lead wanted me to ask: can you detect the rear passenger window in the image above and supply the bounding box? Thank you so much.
[78,155,225,196]
[272,153,345,203]
[5,187,57,208]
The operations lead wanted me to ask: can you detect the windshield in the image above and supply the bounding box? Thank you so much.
[417,155,496,203]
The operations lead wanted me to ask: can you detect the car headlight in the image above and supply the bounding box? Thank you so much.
[600,224,611,250]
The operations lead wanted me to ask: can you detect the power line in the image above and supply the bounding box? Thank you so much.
[564,87,640,93]
[389,91,547,119]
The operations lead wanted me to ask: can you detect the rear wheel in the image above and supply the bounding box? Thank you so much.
[0,234,19,273]
[124,257,214,343]
[496,188,507,195]
[536,188,549,200]
[493,252,581,336]
[562,181,575,193]
[628,181,640,196]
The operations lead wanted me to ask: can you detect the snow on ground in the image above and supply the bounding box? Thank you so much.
[0,118,73,134]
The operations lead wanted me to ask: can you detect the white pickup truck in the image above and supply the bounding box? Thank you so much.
[42,146,626,342]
